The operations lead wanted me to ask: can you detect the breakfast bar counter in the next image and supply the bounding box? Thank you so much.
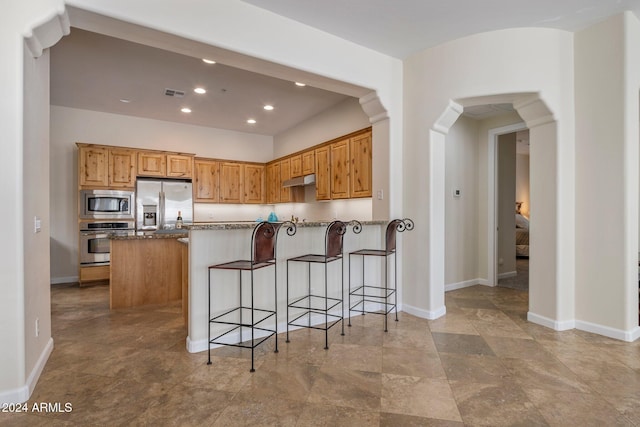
[185,220,388,353]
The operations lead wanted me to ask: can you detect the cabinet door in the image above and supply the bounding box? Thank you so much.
[167,155,193,178]
[220,162,244,203]
[194,160,219,202]
[109,149,136,188]
[244,164,265,204]
[79,146,109,187]
[266,162,280,204]
[330,139,350,199]
[315,146,330,201]
[302,150,315,175]
[280,158,292,203]
[138,151,166,177]
[290,155,302,178]
[349,132,372,198]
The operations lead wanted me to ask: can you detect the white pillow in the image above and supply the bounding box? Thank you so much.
[515,214,529,229]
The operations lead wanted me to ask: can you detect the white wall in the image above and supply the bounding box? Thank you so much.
[50,106,274,282]
[574,13,640,334]
[23,42,53,401]
[444,116,479,285]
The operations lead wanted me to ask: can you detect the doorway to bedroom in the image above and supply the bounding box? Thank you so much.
[496,129,530,291]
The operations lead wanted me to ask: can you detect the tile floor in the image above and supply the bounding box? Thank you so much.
[2,283,640,426]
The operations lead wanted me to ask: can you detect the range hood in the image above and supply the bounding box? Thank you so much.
[282,174,315,188]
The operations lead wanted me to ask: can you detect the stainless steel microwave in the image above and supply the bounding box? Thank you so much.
[80,189,134,220]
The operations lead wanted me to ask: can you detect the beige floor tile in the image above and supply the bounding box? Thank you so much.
[381,373,462,422]
[32,282,638,426]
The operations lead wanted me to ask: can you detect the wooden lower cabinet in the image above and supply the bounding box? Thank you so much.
[110,238,182,309]
[79,265,110,285]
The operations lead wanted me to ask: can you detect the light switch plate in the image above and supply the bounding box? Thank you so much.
[34,216,41,233]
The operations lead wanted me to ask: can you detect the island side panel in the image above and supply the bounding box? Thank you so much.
[110,238,183,309]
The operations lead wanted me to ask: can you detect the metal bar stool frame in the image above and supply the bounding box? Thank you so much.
[207,221,296,372]
[286,220,357,350]
[348,218,414,332]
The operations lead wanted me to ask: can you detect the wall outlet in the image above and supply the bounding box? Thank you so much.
[377,189,384,200]
[453,189,461,198]
[34,216,41,233]
[35,318,39,337]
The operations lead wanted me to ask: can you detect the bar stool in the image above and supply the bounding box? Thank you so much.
[348,218,414,331]
[286,220,355,350]
[207,221,295,372]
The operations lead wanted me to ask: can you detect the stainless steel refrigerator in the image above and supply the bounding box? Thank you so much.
[136,178,193,231]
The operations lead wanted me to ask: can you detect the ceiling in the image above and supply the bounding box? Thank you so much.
[51,2,640,136]
[241,0,640,59]
[50,28,350,137]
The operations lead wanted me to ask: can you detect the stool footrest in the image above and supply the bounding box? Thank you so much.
[349,284,396,299]
[209,324,276,349]
[288,294,342,312]
[210,306,276,328]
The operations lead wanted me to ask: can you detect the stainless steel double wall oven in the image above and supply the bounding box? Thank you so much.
[79,190,135,266]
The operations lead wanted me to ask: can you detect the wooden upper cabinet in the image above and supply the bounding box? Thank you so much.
[109,149,136,188]
[280,158,292,203]
[194,159,220,202]
[138,151,166,177]
[315,146,330,201]
[79,146,109,187]
[290,155,302,178]
[302,150,315,175]
[266,162,280,204]
[244,164,265,204]
[349,131,372,198]
[167,154,193,178]
[220,162,244,203]
[330,139,350,199]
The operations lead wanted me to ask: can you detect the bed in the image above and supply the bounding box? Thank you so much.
[515,213,529,257]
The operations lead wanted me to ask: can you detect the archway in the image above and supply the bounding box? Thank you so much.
[422,93,575,330]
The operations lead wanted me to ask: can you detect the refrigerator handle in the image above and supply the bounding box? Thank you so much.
[159,191,165,230]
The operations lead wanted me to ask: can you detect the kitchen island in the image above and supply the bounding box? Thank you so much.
[109,232,188,310]
[185,220,388,354]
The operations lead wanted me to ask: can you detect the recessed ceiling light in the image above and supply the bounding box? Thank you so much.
[194,87,206,94]
[247,119,256,124]
[119,98,131,103]
[295,82,306,87]
[202,58,216,64]
[263,105,274,111]
[181,108,192,113]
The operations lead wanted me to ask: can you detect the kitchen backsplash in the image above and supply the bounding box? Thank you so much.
[193,198,372,223]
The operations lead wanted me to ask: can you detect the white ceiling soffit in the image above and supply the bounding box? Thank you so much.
[462,103,515,120]
[50,28,352,136]
[241,0,640,58]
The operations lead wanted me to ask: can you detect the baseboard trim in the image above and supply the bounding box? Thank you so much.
[403,303,446,320]
[445,278,490,292]
[497,271,517,280]
[0,338,53,404]
[50,276,78,285]
[527,312,575,331]
[575,320,640,342]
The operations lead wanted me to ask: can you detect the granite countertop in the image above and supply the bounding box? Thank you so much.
[187,220,387,230]
[109,231,189,240]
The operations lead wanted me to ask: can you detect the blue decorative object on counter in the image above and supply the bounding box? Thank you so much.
[267,212,278,222]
